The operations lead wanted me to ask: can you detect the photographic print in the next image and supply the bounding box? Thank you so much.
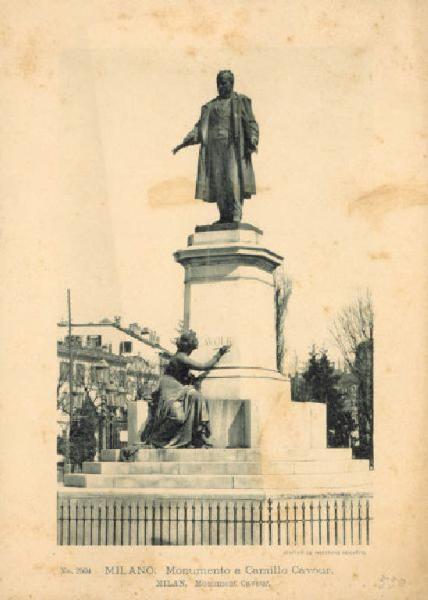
[57,69,373,548]
[1,1,427,599]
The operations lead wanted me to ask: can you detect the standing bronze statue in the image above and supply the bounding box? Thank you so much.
[172,70,259,223]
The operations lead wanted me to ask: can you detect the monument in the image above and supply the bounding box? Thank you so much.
[172,69,258,224]
[63,71,373,498]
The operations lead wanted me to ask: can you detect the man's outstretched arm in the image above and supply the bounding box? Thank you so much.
[172,122,201,154]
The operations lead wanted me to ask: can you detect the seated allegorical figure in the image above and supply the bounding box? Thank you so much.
[141,330,231,448]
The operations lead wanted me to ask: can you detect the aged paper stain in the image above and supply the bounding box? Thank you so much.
[18,33,40,79]
[148,177,198,207]
[348,183,428,225]
[222,8,251,55]
[222,30,249,55]
[369,251,391,260]
[149,3,219,37]
[0,25,12,47]
[186,46,197,57]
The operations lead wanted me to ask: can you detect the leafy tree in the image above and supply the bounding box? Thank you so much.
[303,350,339,402]
[57,435,66,457]
[302,349,350,447]
[69,396,98,470]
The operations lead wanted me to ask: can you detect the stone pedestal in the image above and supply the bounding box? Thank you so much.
[127,401,148,445]
[175,223,280,371]
[174,223,326,455]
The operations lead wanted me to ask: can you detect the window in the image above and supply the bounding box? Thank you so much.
[118,370,127,388]
[87,335,102,348]
[59,362,69,381]
[90,365,97,384]
[98,367,109,384]
[65,335,83,347]
[76,363,85,386]
[120,341,133,354]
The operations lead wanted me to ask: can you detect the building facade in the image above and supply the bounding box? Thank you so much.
[57,318,167,461]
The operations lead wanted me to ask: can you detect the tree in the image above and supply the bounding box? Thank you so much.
[354,339,374,462]
[302,350,339,403]
[329,289,373,372]
[330,291,374,464]
[302,349,350,447]
[273,266,292,374]
[57,435,66,457]
[69,395,98,470]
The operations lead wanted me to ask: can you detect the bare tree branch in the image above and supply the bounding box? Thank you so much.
[329,289,374,372]
[274,266,293,374]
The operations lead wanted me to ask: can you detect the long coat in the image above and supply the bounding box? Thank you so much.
[183,92,259,202]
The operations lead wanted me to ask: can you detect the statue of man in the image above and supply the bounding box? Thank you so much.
[172,70,259,223]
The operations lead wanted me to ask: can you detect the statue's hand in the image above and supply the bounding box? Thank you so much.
[219,344,231,356]
[245,146,256,159]
[172,143,185,155]
[245,141,257,158]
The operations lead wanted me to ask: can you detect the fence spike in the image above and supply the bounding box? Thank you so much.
[366,498,370,545]
[285,501,290,546]
[326,500,330,546]
[342,498,346,545]
[334,499,338,545]
[217,503,221,546]
[302,501,306,546]
[250,502,254,546]
[358,497,362,545]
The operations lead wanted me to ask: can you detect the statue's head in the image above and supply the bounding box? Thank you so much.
[175,329,199,353]
[217,70,234,98]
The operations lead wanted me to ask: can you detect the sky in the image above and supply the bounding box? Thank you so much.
[49,2,427,370]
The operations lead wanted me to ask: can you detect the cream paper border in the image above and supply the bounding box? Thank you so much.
[1,1,427,599]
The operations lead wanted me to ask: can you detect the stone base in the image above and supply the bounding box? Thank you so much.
[202,369,326,455]
[63,448,373,494]
[125,378,326,453]
[194,222,263,235]
[173,224,328,456]
[127,401,148,445]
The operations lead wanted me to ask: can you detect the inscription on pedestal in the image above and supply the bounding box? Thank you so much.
[203,336,233,348]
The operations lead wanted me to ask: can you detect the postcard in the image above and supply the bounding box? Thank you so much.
[1,1,427,599]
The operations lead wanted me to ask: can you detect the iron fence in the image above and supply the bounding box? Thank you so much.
[57,495,371,546]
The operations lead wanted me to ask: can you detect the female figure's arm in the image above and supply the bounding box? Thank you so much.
[176,345,230,371]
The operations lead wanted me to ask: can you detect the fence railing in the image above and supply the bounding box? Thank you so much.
[57,495,371,546]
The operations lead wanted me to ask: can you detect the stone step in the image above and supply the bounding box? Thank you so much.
[83,459,370,476]
[64,470,373,491]
[100,447,353,463]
